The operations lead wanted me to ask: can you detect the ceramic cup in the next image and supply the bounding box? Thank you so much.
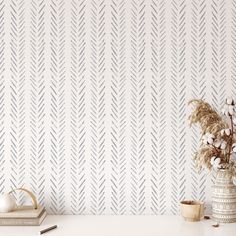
[180,200,204,222]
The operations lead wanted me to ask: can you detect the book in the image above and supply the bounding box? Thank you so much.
[0,205,47,226]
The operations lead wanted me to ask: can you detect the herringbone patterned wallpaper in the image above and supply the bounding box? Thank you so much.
[0,0,234,214]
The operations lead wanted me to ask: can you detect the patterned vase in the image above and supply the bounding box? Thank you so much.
[212,169,236,223]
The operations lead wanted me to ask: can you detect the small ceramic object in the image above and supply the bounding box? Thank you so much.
[180,200,204,222]
[0,193,16,213]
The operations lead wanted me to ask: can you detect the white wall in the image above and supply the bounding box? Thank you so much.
[0,0,234,214]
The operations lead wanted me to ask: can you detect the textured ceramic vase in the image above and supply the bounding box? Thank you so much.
[212,169,236,223]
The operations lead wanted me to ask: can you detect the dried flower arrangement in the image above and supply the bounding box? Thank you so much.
[189,98,236,177]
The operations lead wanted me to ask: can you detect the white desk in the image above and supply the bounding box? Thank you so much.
[0,215,235,236]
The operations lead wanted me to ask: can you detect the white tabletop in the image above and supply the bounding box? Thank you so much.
[0,215,235,236]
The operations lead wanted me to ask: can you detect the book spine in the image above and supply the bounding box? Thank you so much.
[0,212,47,226]
[0,219,40,226]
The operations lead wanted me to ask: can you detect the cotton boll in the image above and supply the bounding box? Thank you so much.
[221,143,227,150]
[226,97,234,105]
[220,129,231,136]
[225,129,231,136]
[202,135,208,144]
[202,139,208,145]
[207,137,214,145]
[203,133,215,145]
[222,105,229,115]
[228,105,235,116]
[210,156,216,165]
[220,141,227,150]
[233,118,236,125]
[220,129,225,136]
[231,153,236,162]
[213,140,221,148]
[222,104,234,116]
[232,144,236,152]
[220,142,227,150]
[213,158,221,170]
[214,157,221,165]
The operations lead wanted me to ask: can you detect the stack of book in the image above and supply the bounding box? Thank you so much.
[0,205,46,226]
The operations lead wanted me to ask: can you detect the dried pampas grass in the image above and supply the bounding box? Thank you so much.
[189,99,228,137]
[194,147,215,171]
[188,99,235,173]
